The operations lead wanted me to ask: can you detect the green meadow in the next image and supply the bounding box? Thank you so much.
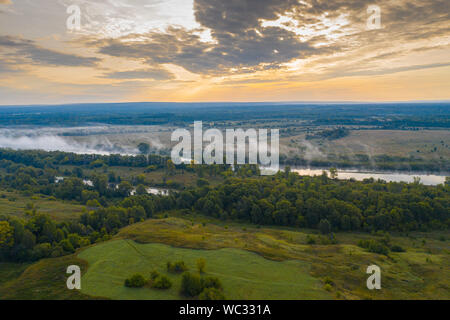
[1,215,448,300]
[78,239,331,300]
[115,216,450,300]
[0,190,85,221]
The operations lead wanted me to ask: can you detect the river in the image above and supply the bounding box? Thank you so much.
[289,168,448,186]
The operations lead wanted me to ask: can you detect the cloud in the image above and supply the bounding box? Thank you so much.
[1,0,450,103]
[88,0,326,75]
[0,35,101,67]
[92,0,449,77]
[96,26,321,75]
[102,67,174,80]
[193,0,299,34]
[0,60,20,73]
[329,62,450,78]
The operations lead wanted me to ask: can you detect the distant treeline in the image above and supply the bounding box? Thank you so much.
[281,154,450,172]
[0,148,168,169]
[0,102,448,126]
[313,117,450,129]
[306,128,350,140]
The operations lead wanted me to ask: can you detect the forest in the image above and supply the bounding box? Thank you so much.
[1,148,448,263]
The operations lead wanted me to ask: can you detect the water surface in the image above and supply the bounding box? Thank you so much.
[290,168,447,186]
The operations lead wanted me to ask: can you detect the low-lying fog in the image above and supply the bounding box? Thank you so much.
[0,126,172,155]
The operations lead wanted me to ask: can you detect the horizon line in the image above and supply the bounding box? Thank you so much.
[1,99,450,108]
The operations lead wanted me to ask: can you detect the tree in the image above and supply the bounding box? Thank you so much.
[128,206,146,222]
[197,258,206,274]
[86,199,101,208]
[319,219,331,234]
[60,239,75,253]
[152,275,172,290]
[33,243,52,259]
[321,170,328,183]
[199,288,226,300]
[180,272,203,297]
[124,273,147,288]
[138,143,150,155]
[93,174,108,196]
[284,166,291,177]
[0,221,14,249]
[197,178,210,188]
[180,273,222,297]
[250,204,263,224]
[329,168,338,179]
[201,276,222,290]
[135,184,148,196]
[117,181,133,197]
[167,261,188,273]
[166,160,176,175]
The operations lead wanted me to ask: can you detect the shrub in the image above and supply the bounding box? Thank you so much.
[306,235,316,245]
[358,239,389,255]
[323,277,334,286]
[124,274,147,288]
[180,272,203,297]
[86,199,101,208]
[199,288,226,300]
[167,261,188,273]
[32,243,52,259]
[152,276,172,290]
[197,179,210,187]
[390,245,406,253]
[59,239,75,253]
[150,270,160,281]
[51,245,64,258]
[201,276,223,290]
[318,234,337,245]
[181,272,223,297]
[197,258,206,273]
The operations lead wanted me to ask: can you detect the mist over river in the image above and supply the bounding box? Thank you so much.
[0,126,447,186]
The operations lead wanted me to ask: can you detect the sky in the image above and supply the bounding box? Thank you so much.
[0,0,449,104]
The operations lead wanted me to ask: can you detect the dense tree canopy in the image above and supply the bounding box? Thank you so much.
[0,149,448,263]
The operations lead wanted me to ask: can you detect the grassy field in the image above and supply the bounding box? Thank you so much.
[0,255,96,300]
[281,129,450,161]
[116,215,450,300]
[0,214,448,300]
[0,263,31,286]
[78,239,331,300]
[0,190,85,221]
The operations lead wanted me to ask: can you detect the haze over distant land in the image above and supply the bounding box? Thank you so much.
[0,103,448,170]
[0,0,449,104]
